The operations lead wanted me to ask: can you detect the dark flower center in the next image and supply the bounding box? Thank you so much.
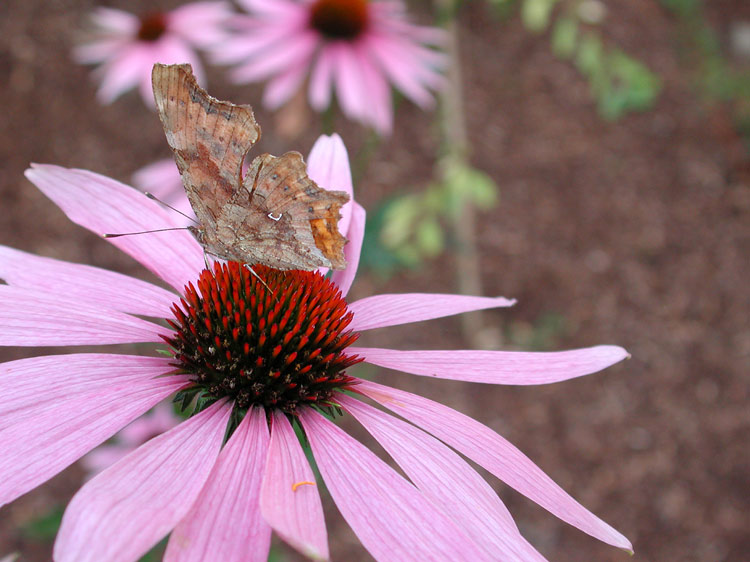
[163,262,362,417]
[309,0,370,40]
[137,12,168,42]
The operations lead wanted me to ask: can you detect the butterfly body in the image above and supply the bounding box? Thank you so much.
[152,63,349,270]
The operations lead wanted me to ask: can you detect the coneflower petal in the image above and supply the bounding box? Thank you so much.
[54,401,232,562]
[166,407,271,562]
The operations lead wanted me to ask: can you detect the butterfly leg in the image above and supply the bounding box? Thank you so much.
[243,264,279,303]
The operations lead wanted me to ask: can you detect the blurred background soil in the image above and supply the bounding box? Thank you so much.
[0,1,748,560]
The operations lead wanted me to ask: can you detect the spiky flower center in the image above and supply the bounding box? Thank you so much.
[163,262,362,415]
[137,12,168,42]
[309,0,370,40]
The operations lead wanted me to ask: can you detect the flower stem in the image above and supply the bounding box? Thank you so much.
[436,1,495,347]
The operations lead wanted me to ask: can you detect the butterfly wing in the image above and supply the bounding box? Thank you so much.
[152,63,260,248]
[222,152,349,270]
[152,63,348,271]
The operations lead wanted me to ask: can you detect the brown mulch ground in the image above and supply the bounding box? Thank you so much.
[1,1,748,560]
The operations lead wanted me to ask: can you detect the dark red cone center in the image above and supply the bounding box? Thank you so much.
[137,12,168,42]
[163,262,362,416]
[309,0,370,40]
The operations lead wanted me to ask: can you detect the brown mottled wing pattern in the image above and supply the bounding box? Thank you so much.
[151,63,349,271]
[220,152,349,270]
[152,63,260,250]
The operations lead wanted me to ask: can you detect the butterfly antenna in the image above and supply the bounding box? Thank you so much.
[244,264,279,303]
[103,226,189,238]
[144,192,199,225]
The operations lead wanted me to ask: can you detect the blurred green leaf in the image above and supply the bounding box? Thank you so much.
[267,544,288,562]
[444,162,499,212]
[380,195,421,248]
[494,0,662,121]
[551,16,578,59]
[658,0,699,17]
[574,33,661,120]
[415,218,445,257]
[360,197,414,276]
[423,183,446,212]
[521,0,560,32]
[138,537,167,562]
[486,0,516,18]
[599,50,662,119]
[467,169,500,209]
[366,163,498,272]
[507,312,568,350]
[660,0,750,148]
[21,505,64,541]
[393,244,423,267]
[576,34,604,75]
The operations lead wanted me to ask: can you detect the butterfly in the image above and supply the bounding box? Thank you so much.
[151,63,349,271]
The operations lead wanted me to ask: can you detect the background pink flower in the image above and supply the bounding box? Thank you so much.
[215,0,446,134]
[0,135,631,560]
[74,3,232,106]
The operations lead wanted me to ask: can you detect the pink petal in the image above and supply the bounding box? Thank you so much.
[331,43,368,123]
[1,354,174,412]
[166,408,272,562]
[169,2,233,47]
[0,355,185,507]
[356,381,633,552]
[262,55,311,109]
[0,245,176,318]
[330,201,365,297]
[368,26,447,91]
[340,395,547,561]
[88,6,139,34]
[369,2,447,48]
[307,134,360,287]
[399,41,448,87]
[150,38,205,79]
[403,24,450,47]
[308,48,334,111]
[260,412,328,560]
[137,38,205,106]
[364,34,436,109]
[238,0,302,17]
[72,38,131,65]
[306,133,354,236]
[54,401,232,562]
[210,22,293,65]
[348,293,515,332]
[349,345,629,384]
[0,286,168,346]
[230,31,318,83]
[355,44,393,134]
[94,46,151,104]
[25,164,205,293]
[299,409,490,561]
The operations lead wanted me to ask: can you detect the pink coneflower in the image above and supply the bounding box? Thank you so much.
[74,3,232,106]
[215,0,446,134]
[2,135,631,560]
